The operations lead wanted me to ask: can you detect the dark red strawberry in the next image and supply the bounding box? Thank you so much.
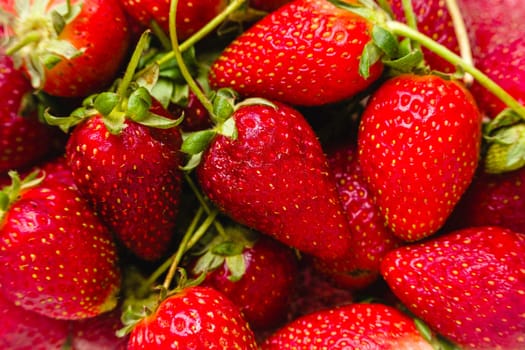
[208,0,383,106]
[2,0,131,97]
[0,291,70,350]
[191,227,299,330]
[169,86,213,132]
[127,286,258,349]
[66,100,183,261]
[0,161,121,320]
[197,101,353,260]
[358,74,482,241]
[119,0,228,40]
[71,308,128,350]
[313,139,402,289]
[249,0,292,12]
[381,226,525,350]
[261,303,434,349]
[0,50,61,174]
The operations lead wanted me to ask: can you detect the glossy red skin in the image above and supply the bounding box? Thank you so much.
[120,0,228,40]
[0,52,60,174]
[358,74,482,241]
[199,236,299,330]
[261,303,433,349]
[71,308,128,350]
[197,102,352,260]
[0,292,70,350]
[313,140,402,289]
[389,0,460,73]
[209,0,383,106]
[0,160,121,320]
[66,104,183,261]
[381,226,525,350]
[127,286,258,349]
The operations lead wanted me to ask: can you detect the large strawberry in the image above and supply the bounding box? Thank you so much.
[208,0,383,106]
[381,226,525,350]
[0,159,121,320]
[126,285,258,349]
[196,100,353,260]
[2,0,131,97]
[358,73,482,241]
[261,302,434,349]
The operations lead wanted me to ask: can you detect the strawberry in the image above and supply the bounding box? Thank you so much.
[65,98,184,261]
[249,0,292,12]
[127,285,258,349]
[313,139,402,289]
[196,100,353,260]
[2,0,131,97]
[358,73,482,241]
[0,291,70,350]
[0,50,62,174]
[381,226,525,350]
[208,0,383,106]
[0,160,121,320]
[191,227,299,330]
[71,308,128,350]
[119,0,228,40]
[169,86,213,132]
[261,302,434,349]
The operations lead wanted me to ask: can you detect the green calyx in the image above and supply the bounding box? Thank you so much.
[0,170,45,223]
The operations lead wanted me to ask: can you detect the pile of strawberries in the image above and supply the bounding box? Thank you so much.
[1,0,525,348]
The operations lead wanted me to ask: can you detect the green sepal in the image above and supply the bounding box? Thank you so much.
[0,169,45,222]
[225,254,246,282]
[94,92,120,117]
[371,25,398,58]
[181,129,217,155]
[327,0,386,23]
[359,41,383,79]
[211,88,238,124]
[216,116,237,139]
[382,48,424,73]
[484,124,525,173]
[181,152,203,171]
[43,106,96,133]
[484,108,522,135]
[127,87,152,121]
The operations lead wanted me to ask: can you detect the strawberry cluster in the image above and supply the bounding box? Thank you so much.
[1,0,525,349]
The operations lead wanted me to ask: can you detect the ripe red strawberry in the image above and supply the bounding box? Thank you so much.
[191,228,299,330]
[169,86,213,132]
[358,74,482,241]
[313,140,402,289]
[381,226,525,350]
[249,0,292,12]
[0,50,62,174]
[0,291,70,350]
[197,101,353,260]
[127,286,258,349]
[66,100,183,261]
[388,0,460,73]
[71,308,128,350]
[119,0,228,40]
[0,160,121,320]
[208,0,383,106]
[261,303,434,349]
[2,0,131,97]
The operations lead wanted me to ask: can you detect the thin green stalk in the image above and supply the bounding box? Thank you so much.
[386,20,525,119]
[117,30,151,97]
[400,0,420,52]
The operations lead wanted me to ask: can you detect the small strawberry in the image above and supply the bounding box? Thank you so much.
[358,73,482,241]
[2,0,131,97]
[0,291,70,350]
[381,226,525,350]
[208,0,383,106]
[126,285,258,349]
[191,226,299,330]
[71,308,128,350]
[196,100,353,260]
[261,302,434,349]
[0,160,121,320]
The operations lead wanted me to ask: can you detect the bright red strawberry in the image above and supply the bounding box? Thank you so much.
[0,291,70,350]
[197,101,352,260]
[358,74,482,241]
[0,160,121,320]
[208,0,383,106]
[127,286,258,349]
[66,100,183,261]
[0,50,62,174]
[381,226,525,350]
[2,0,131,97]
[191,227,299,330]
[261,303,434,349]
[119,0,228,40]
[313,140,402,289]
[71,308,128,350]
[388,0,460,73]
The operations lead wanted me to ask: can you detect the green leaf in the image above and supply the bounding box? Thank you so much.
[382,48,424,73]
[225,254,246,282]
[133,112,182,129]
[371,25,398,58]
[181,129,217,155]
[181,152,203,171]
[94,92,120,117]
[136,63,160,93]
[127,87,152,121]
[211,88,238,124]
[359,41,382,79]
[216,117,237,139]
[484,108,522,135]
[43,108,93,133]
[212,241,245,256]
[150,78,175,108]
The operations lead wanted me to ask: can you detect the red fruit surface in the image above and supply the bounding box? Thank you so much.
[127,286,258,349]
[66,104,183,261]
[71,308,128,350]
[197,101,352,260]
[358,74,482,241]
[208,0,383,106]
[249,0,292,12]
[381,226,525,350]
[261,303,434,349]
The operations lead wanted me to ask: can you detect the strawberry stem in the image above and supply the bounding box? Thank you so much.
[117,30,151,98]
